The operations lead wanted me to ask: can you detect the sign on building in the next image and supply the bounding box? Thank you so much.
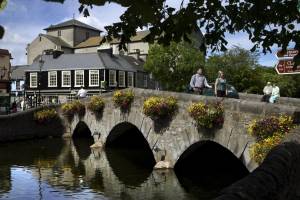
[275,49,300,74]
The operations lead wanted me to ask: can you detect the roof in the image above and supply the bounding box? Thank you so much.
[41,34,72,48]
[44,19,101,32]
[11,65,28,80]
[75,30,150,48]
[0,49,12,58]
[26,53,142,72]
[75,36,103,48]
[110,30,150,43]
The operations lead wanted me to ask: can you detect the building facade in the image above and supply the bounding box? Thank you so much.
[10,65,27,103]
[25,50,155,107]
[0,49,12,112]
[26,19,101,65]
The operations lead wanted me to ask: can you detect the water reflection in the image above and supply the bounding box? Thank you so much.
[0,138,247,200]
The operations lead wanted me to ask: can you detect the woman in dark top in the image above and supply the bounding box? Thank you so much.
[215,71,227,97]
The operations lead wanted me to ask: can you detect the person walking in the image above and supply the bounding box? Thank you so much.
[261,81,272,102]
[215,71,227,97]
[189,68,212,95]
[20,98,25,111]
[269,84,280,103]
[77,86,87,99]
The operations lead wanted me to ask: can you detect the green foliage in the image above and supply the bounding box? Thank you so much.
[87,96,105,114]
[38,0,300,58]
[188,102,224,129]
[143,96,178,120]
[144,41,205,92]
[113,90,134,110]
[205,47,300,98]
[61,100,85,117]
[247,115,295,164]
[34,108,58,124]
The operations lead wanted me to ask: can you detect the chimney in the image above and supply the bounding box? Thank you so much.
[97,48,113,57]
[53,50,64,59]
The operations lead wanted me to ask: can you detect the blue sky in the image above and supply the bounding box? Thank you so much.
[0,0,278,66]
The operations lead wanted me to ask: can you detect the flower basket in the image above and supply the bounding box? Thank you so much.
[113,90,134,111]
[61,100,86,118]
[247,115,294,164]
[143,96,178,120]
[34,108,58,124]
[87,96,105,114]
[188,102,224,129]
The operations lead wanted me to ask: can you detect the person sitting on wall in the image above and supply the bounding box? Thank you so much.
[189,68,212,95]
[261,81,273,102]
[77,86,87,99]
[269,83,280,103]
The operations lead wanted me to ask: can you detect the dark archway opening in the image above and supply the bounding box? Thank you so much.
[174,141,249,199]
[105,122,156,187]
[72,121,94,160]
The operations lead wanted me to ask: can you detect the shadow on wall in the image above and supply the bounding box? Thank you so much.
[174,141,249,199]
[105,122,156,187]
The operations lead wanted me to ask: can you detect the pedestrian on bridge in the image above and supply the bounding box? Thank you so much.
[261,82,272,102]
[189,68,212,95]
[215,71,227,97]
[269,84,280,103]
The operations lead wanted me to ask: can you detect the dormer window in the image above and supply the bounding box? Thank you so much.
[58,30,61,37]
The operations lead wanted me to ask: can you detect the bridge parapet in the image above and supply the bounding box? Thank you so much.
[62,89,300,171]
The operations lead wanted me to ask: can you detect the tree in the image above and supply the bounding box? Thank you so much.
[205,46,300,97]
[144,41,205,91]
[35,0,300,62]
[205,47,259,92]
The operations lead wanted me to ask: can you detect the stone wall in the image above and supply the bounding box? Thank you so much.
[0,106,64,142]
[64,88,300,171]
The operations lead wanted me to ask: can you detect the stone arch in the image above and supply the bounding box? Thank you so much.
[174,140,249,188]
[72,121,93,139]
[105,122,156,165]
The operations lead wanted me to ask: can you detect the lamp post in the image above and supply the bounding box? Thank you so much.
[38,55,44,106]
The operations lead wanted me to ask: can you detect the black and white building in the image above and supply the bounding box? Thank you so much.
[25,50,156,106]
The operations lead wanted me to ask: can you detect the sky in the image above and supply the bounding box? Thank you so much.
[0,0,278,66]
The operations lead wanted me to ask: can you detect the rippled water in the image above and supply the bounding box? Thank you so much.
[0,138,225,200]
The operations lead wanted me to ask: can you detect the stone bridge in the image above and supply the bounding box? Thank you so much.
[60,89,300,171]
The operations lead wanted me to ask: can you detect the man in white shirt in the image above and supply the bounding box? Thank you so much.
[261,81,272,102]
[269,84,280,103]
[77,87,87,99]
[190,68,212,95]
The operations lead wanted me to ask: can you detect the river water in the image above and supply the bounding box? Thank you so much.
[0,138,235,200]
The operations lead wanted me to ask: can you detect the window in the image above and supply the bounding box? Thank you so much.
[118,71,125,87]
[143,74,148,88]
[48,71,57,87]
[62,71,71,87]
[109,70,116,87]
[127,72,134,87]
[30,73,38,88]
[89,70,99,87]
[75,70,84,87]
[58,30,61,36]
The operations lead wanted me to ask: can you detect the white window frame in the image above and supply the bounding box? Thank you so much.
[127,72,134,87]
[75,70,84,87]
[48,71,57,87]
[61,71,71,87]
[143,74,148,88]
[109,70,116,87]
[118,71,125,87]
[30,73,38,88]
[89,70,99,87]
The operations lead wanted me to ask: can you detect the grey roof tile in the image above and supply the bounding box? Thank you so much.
[44,19,101,32]
[25,53,141,72]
